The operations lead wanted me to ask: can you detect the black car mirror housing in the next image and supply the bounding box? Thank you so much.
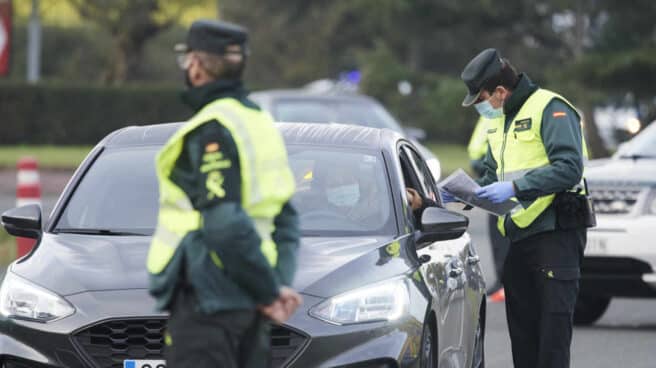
[2,204,42,239]
[415,207,468,247]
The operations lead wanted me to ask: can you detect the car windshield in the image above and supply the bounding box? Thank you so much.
[55,147,160,235]
[618,123,656,158]
[272,98,404,133]
[55,145,395,237]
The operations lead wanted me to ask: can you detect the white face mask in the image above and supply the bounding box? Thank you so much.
[474,94,503,119]
[326,184,360,207]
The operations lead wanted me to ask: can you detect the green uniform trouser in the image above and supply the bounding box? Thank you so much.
[165,287,271,368]
[503,228,585,368]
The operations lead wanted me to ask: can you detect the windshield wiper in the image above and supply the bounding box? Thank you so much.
[619,154,656,160]
[53,228,148,236]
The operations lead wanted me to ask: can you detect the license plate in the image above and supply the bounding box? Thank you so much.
[586,236,607,255]
[123,360,166,368]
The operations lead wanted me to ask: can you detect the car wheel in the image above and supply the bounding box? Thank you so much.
[574,294,611,325]
[471,311,485,368]
[419,320,437,368]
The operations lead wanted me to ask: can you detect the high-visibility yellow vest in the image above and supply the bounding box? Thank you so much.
[467,116,491,161]
[147,98,295,274]
[487,89,586,236]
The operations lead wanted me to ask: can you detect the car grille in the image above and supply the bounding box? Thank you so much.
[588,185,644,214]
[271,325,308,367]
[73,319,166,368]
[73,318,307,368]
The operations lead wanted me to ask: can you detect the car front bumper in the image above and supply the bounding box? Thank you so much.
[0,290,429,368]
[583,215,656,297]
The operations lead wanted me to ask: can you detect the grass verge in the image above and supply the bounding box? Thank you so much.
[0,145,92,169]
[0,228,16,267]
[426,142,471,178]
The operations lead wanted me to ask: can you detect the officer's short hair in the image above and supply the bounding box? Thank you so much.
[481,58,519,92]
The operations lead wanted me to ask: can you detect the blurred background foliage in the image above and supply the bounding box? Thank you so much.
[2,0,656,156]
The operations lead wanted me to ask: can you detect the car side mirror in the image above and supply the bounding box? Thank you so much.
[1,204,42,239]
[415,207,468,247]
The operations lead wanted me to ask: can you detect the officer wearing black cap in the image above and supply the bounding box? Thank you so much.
[147,19,302,368]
[451,48,591,368]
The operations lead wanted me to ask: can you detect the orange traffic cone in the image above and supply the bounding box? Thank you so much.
[15,157,41,258]
[488,288,505,303]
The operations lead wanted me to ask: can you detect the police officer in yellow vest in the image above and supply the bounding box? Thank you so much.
[467,117,511,296]
[459,49,588,368]
[147,19,302,368]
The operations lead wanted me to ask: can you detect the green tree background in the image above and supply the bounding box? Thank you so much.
[4,0,655,155]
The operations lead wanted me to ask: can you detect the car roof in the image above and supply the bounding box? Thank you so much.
[102,121,403,151]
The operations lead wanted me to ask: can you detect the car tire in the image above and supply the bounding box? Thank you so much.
[574,294,611,325]
[419,319,437,368]
[471,312,485,368]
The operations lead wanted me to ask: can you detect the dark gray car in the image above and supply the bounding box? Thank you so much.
[0,123,485,368]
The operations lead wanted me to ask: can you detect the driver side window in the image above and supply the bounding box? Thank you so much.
[400,145,442,207]
[399,144,442,229]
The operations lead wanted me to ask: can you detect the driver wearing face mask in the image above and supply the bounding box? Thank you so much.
[317,161,383,227]
[324,174,361,207]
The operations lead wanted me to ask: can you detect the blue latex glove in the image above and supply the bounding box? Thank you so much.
[440,189,457,204]
[476,181,515,203]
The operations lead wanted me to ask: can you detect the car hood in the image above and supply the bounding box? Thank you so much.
[12,233,408,298]
[586,158,656,185]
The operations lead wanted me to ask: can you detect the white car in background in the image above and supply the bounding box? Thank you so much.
[250,89,442,181]
[577,122,656,324]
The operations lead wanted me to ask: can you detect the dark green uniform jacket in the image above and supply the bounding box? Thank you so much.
[477,74,584,242]
[150,79,300,313]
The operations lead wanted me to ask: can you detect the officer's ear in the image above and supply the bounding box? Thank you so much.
[494,86,511,102]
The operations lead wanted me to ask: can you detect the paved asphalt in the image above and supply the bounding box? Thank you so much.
[1,193,655,367]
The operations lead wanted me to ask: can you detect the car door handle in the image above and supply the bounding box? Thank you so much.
[467,255,480,265]
[449,267,464,278]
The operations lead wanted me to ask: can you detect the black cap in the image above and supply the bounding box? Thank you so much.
[460,48,504,107]
[175,19,248,55]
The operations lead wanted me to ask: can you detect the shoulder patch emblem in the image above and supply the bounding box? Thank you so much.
[205,142,220,153]
[552,111,567,118]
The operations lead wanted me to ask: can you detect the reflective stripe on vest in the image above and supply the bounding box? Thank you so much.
[147,98,295,274]
[486,89,585,236]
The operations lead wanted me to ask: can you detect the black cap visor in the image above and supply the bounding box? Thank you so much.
[462,89,482,107]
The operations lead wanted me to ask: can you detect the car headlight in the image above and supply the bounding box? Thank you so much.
[309,278,409,325]
[0,272,75,323]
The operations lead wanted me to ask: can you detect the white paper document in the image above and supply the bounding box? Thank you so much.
[438,169,519,216]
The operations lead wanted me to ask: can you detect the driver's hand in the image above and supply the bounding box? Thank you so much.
[406,188,423,210]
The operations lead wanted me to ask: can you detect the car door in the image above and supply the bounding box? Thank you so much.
[398,143,468,364]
